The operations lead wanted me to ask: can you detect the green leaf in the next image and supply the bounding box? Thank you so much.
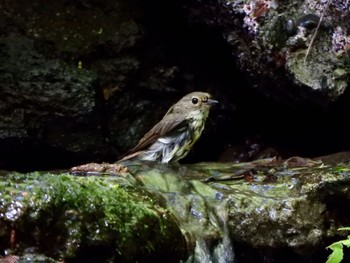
[338,227,350,231]
[341,239,350,248]
[326,242,343,263]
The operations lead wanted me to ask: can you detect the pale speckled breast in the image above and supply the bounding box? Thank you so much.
[187,109,208,142]
[139,109,208,163]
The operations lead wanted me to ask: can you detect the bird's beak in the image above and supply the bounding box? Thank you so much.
[206,98,218,105]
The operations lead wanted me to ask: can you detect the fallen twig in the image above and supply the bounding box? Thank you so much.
[303,0,332,63]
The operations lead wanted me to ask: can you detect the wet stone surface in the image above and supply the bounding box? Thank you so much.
[2,156,346,262]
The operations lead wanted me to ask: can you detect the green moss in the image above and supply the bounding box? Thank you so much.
[0,172,186,262]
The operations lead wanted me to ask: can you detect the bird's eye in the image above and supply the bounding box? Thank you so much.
[192,97,199,104]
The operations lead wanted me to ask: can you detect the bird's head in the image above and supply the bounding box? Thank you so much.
[170,91,218,115]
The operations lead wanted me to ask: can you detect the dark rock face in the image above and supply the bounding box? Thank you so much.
[0,0,234,171]
[0,0,149,170]
[0,37,99,170]
[1,0,350,172]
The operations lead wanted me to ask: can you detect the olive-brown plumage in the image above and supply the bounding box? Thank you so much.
[119,91,218,163]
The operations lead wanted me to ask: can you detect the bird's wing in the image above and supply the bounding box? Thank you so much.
[122,113,188,156]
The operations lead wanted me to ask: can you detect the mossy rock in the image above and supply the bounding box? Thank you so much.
[0,172,187,262]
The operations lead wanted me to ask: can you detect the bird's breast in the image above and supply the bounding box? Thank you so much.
[187,110,208,142]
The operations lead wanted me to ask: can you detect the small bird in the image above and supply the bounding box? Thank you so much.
[119,91,218,163]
